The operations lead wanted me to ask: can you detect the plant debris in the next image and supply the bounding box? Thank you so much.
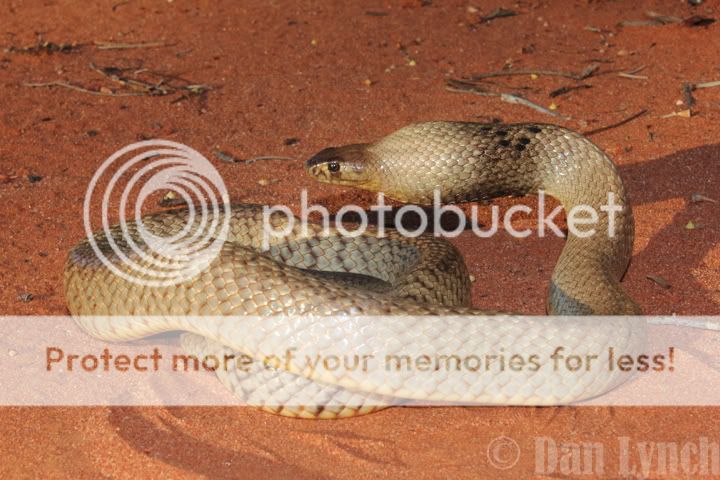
[660,109,692,119]
[258,178,281,186]
[682,79,720,107]
[5,35,168,54]
[5,34,81,54]
[158,191,186,208]
[690,194,717,204]
[23,81,145,97]
[646,275,672,289]
[446,79,568,118]
[682,83,696,107]
[465,63,599,81]
[695,80,720,89]
[619,11,715,27]
[213,150,241,163]
[480,8,517,24]
[617,65,648,80]
[93,40,168,50]
[17,293,33,302]
[683,15,716,27]
[549,84,592,98]
[583,110,648,136]
[240,156,294,165]
[619,11,682,27]
[213,150,294,165]
[23,63,213,101]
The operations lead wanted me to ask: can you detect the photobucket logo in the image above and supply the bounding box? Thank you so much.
[262,190,623,249]
[83,140,230,287]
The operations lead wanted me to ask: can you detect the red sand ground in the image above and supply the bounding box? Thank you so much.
[1,0,719,478]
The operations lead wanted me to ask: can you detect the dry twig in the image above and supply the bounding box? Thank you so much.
[93,40,167,50]
[214,150,293,165]
[24,63,213,100]
[467,64,599,81]
[22,81,145,96]
[446,80,568,119]
[549,84,592,98]
[584,110,648,136]
[618,65,648,80]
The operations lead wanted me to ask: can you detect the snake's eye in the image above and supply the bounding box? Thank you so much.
[327,161,341,173]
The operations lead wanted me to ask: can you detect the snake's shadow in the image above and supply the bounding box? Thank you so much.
[620,143,719,314]
[107,407,332,479]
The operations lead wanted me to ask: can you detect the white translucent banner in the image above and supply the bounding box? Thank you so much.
[0,316,717,406]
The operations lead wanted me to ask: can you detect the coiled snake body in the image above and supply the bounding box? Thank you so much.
[65,122,642,418]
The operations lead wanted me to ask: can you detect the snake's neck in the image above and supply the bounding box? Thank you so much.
[531,131,639,315]
[354,122,640,315]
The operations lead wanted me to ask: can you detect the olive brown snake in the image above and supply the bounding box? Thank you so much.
[64,122,644,418]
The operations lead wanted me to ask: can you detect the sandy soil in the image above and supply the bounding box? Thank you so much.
[0,0,719,478]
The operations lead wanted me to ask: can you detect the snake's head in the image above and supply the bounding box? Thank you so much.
[305,144,376,187]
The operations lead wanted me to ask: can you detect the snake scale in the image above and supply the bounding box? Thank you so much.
[65,122,643,418]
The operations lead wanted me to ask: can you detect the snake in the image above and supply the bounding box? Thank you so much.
[64,121,644,419]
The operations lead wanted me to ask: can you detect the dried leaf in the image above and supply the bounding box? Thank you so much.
[660,109,692,119]
[646,275,672,289]
[690,193,717,203]
[158,191,186,207]
[683,15,716,27]
[213,150,240,163]
[480,8,517,23]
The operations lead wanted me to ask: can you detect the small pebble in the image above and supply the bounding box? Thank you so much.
[258,179,280,186]
[159,191,186,207]
[28,174,43,183]
[18,293,33,302]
